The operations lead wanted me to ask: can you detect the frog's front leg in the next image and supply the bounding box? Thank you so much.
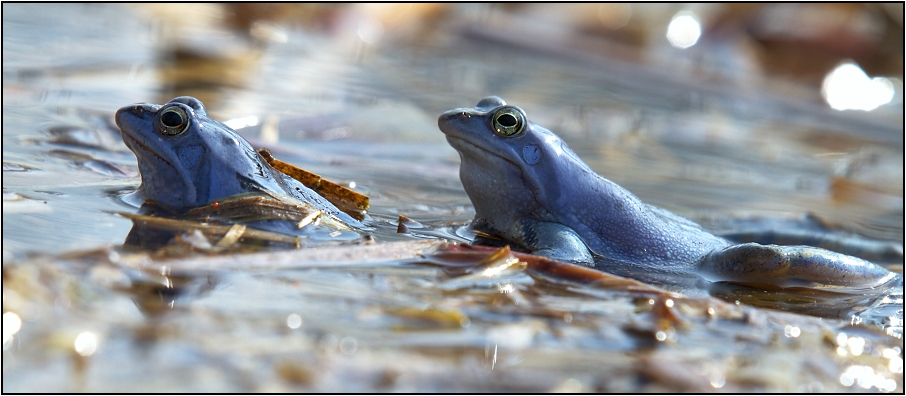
[700,243,898,287]
[523,221,594,266]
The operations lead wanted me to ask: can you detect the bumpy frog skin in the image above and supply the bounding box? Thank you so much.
[115,96,361,228]
[439,96,897,289]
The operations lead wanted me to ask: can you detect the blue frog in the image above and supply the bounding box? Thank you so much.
[115,96,363,237]
[439,96,899,290]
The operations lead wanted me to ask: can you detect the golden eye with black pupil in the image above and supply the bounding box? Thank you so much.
[492,107,525,137]
[157,106,190,136]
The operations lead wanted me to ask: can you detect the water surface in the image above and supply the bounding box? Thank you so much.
[3,3,903,393]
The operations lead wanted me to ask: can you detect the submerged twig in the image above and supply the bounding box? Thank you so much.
[119,212,301,247]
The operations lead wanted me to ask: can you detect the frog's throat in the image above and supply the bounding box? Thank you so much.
[447,135,552,225]
[122,133,197,205]
[447,136,518,168]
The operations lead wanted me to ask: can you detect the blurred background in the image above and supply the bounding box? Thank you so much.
[2,4,903,393]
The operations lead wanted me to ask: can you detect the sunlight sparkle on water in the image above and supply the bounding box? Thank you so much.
[74,332,98,356]
[666,11,701,49]
[836,332,848,346]
[889,355,903,374]
[3,312,22,345]
[357,17,384,44]
[482,256,521,277]
[821,62,894,111]
[839,365,898,392]
[783,325,800,338]
[709,372,725,388]
[847,336,865,356]
[223,115,259,130]
[287,314,303,329]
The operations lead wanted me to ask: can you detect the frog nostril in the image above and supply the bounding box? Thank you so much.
[131,105,144,117]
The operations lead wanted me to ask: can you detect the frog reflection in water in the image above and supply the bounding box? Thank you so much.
[114,96,363,241]
[439,97,900,293]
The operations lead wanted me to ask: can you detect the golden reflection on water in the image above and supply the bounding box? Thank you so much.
[551,377,583,393]
[481,256,521,277]
[597,4,632,30]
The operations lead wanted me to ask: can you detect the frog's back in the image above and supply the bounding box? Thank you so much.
[554,169,728,268]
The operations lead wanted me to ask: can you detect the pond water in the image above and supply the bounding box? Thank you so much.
[3,3,903,393]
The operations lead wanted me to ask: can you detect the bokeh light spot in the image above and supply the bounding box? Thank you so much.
[822,62,894,111]
[286,314,302,329]
[3,312,22,345]
[74,332,98,356]
[666,11,701,49]
[339,336,358,355]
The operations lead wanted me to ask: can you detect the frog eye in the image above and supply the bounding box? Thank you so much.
[157,106,190,136]
[492,107,526,137]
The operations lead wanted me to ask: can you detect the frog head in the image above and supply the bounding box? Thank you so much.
[438,96,595,235]
[115,96,268,211]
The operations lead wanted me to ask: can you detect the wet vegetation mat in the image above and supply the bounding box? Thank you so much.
[3,241,902,392]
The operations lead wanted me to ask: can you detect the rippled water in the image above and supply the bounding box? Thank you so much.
[3,3,903,392]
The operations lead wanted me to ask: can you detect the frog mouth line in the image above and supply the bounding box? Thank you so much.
[121,133,174,168]
[445,136,518,168]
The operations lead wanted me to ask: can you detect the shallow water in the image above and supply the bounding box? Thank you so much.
[3,3,903,392]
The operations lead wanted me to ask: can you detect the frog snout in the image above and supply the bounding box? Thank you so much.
[437,109,472,131]
[113,106,135,130]
[114,103,160,129]
[121,105,144,119]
